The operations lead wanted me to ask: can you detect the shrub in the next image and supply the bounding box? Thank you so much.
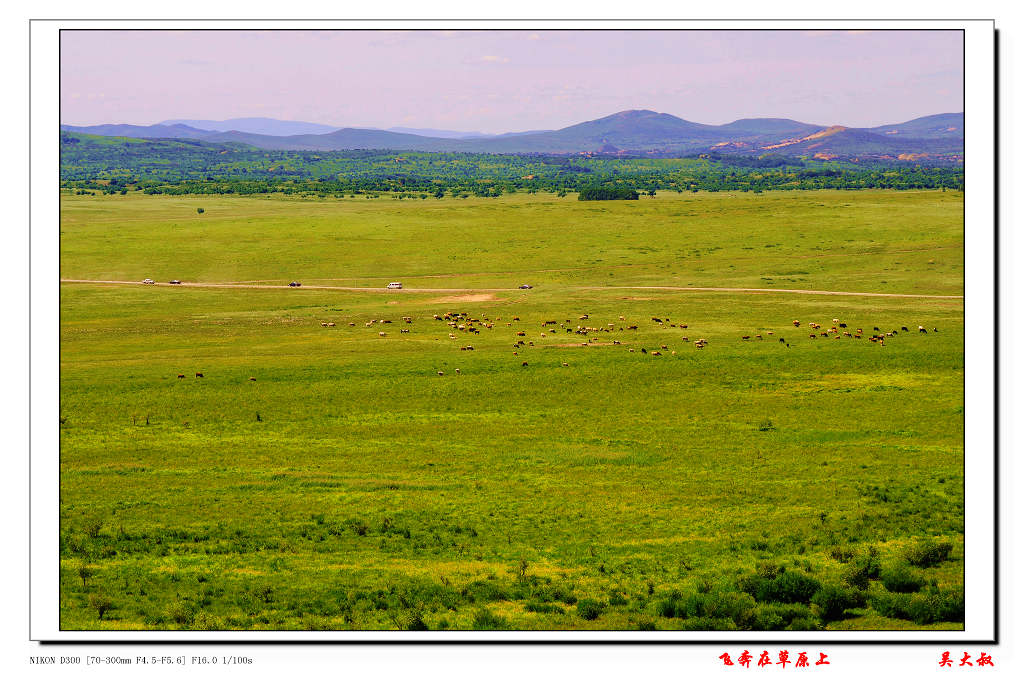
[656,590,683,618]
[811,584,860,622]
[167,600,196,625]
[677,616,738,631]
[756,562,784,579]
[752,603,814,630]
[576,599,604,621]
[462,579,509,603]
[525,601,561,614]
[880,564,928,593]
[471,608,509,630]
[742,571,821,604]
[89,594,114,620]
[907,588,965,625]
[785,616,822,631]
[608,591,628,607]
[903,540,953,568]
[842,550,881,590]
[635,619,657,631]
[870,591,914,620]
[578,185,639,201]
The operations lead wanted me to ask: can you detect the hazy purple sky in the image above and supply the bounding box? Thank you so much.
[60,30,963,132]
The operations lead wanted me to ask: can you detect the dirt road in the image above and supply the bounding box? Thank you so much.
[59,279,964,300]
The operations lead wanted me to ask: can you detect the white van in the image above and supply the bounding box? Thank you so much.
[387,282,403,290]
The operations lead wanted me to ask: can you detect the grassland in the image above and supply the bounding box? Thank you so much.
[59,190,965,631]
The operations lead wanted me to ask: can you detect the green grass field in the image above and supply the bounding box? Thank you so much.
[59,190,965,631]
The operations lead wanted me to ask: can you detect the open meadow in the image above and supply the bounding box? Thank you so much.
[59,189,965,631]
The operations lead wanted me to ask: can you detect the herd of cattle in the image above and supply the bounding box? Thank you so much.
[173,311,941,379]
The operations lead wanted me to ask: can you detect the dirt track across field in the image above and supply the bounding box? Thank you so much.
[59,279,964,300]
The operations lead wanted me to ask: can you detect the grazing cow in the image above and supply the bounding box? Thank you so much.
[177,374,185,379]
[680,324,688,329]
[619,316,625,321]
[516,331,526,337]
[778,338,785,343]
[438,371,444,376]
[741,335,750,341]
[755,335,763,340]
[327,322,336,327]
[651,351,662,356]
[320,322,328,327]
[919,326,927,333]
[522,361,529,367]
[833,318,840,324]
[379,331,386,337]
[874,326,880,331]
[793,320,801,327]
[401,329,409,333]
[660,345,668,350]
[349,322,355,326]
[902,326,909,332]
[651,317,662,323]
[249,377,256,381]
[839,323,847,329]
[561,362,569,367]
[641,348,648,354]
[933,328,939,333]
[809,334,816,339]
[629,348,635,353]
[455,368,461,374]
[195,373,204,378]
[682,337,689,342]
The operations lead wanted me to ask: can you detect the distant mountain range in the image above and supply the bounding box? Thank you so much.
[60,110,964,161]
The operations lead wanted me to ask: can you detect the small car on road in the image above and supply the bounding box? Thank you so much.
[387,282,403,289]
[169,280,182,285]
[288,281,302,287]
[142,278,155,285]
[518,284,533,289]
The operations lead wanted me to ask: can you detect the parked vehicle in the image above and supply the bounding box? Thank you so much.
[387,282,403,289]
[519,284,533,289]
[142,278,155,284]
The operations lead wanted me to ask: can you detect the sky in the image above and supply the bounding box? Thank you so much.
[60,30,964,133]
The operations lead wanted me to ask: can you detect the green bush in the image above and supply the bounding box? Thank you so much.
[741,571,821,604]
[471,608,509,630]
[752,603,815,630]
[578,185,639,201]
[880,564,928,593]
[870,591,914,620]
[903,540,954,568]
[811,584,860,622]
[907,588,965,625]
[785,616,822,631]
[842,550,881,590]
[656,595,680,618]
[576,599,605,621]
[756,562,784,579]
